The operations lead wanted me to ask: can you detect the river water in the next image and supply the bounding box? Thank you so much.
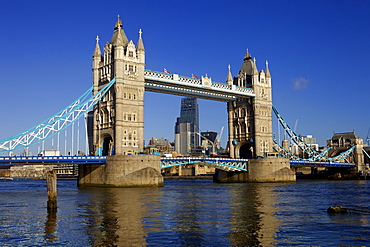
[0,179,369,246]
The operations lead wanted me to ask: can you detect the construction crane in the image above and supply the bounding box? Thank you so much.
[215,126,224,149]
[366,126,370,146]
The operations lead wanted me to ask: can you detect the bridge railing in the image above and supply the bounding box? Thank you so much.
[0,156,107,164]
[160,157,248,171]
[290,160,355,168]
[144,70,254,95]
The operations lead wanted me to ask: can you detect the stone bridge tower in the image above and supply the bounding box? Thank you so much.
[227,51,273,158]
[80,17,163,187]
[92,17,145,156]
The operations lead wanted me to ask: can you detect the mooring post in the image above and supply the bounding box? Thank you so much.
[46,170,57,211]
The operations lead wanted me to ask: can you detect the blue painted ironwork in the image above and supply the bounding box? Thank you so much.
[0,156,106,165]
[160,157,248,171]
[272,105,355,162]
[0,78,116,153]
[272,138,355,162]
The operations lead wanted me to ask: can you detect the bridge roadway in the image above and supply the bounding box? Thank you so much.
[0,156,356,171]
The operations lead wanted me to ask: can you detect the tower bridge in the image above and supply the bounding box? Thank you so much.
[0,17,363,185]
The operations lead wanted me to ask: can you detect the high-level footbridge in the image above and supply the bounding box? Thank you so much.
[144,70,255,101]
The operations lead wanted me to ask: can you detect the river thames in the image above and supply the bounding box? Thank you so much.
[0,179,369,246]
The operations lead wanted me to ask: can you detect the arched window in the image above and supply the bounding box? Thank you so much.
[241,108,246,117]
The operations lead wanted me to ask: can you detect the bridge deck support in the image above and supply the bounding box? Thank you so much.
[213,158,295,183]
[78,155,163,187]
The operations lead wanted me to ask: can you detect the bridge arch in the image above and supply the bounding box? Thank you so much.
[102,134,113,156]
[238,142,253,159]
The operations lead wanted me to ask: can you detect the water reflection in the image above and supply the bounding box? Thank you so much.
[77,187,159,246]
[228,183,280,246]
[74,181,282,246]
[44,209,57,242]
[2,180,369,246]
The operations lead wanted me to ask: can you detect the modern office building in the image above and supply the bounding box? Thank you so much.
[174,97,199,156]
[291,134,319,158]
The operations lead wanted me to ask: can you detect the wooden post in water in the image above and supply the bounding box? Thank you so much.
[46,170,57,211]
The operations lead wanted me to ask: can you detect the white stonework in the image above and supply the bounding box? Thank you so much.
[92,18,146,156]
[228,52,273,158]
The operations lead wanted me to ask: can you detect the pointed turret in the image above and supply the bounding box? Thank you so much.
[252,57,258,75]
[92,36,102,94]
[93,36,102,57]
[265,60,271,78]
[137,29,145,51]
[136,29,145,64]
[226,64,233,85]
[110,15,129,47]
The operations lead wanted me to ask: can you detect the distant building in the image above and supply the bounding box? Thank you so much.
[200,131,219,155]
[290,134,319,158]
[174,97,199,156]
[174,119,191,156]
[147,137,174,153]
[327,132,359,148]
[327,132,362,159]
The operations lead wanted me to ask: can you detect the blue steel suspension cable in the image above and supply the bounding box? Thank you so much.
[272,105,355,161]
[272,138,354,162]
[0,78,116,153]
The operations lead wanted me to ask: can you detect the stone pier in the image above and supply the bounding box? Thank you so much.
[78,155,163,187]
[213,158,295,183]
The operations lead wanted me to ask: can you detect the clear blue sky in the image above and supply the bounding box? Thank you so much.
[1,0,370,153]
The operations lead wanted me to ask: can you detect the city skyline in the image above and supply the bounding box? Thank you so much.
[1,0,370,151]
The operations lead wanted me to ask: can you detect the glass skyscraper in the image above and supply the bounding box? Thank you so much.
[174,97,199,156]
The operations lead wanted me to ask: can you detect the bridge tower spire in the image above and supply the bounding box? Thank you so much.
[92,36,102,95]
[227,50,273,158]
[91,17,146,156]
